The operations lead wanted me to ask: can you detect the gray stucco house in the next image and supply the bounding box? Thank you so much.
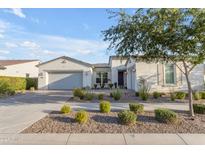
[37,56,205,92]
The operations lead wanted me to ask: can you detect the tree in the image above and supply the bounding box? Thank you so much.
[103,9,205,116]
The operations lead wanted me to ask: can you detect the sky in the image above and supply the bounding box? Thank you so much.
[0,8,132,63]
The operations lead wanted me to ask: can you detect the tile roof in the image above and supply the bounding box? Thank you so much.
[92,63,110,68]
[0,60,39,66]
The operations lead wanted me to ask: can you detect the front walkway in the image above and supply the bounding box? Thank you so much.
[0,133,205,145]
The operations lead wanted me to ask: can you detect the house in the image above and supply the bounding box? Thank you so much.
[37,56,205,92]
[0,60,40,78]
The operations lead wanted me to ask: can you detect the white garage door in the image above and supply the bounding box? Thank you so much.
[48,72,83,90]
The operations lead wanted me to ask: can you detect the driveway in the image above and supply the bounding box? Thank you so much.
[0,91,70,133]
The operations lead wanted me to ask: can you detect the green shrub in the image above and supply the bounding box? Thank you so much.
[26,78,38,90]
[99,100,111,113]
[60,104,72,114]
[73,88,85,99]
[111,89,122,101]
[75,110,89,124]
[193,91,201,100]
[155,108,178,124]
[193,104,205,114]
[135,92,139,97]
[118,110,136,125]
[0,76,26,92]
[108,83,113,89]
[170,93,176,101]
[175,91,186,99]
[30,87,35,91]
[138,78,150,101]
[129,103,144,114]
[110,92,113,97]
[200,92,205,99]
[139,92,149,101]
[153,91,161,99]
[98,93,104,100]
[85,93,95,100]
[93,84,97,89]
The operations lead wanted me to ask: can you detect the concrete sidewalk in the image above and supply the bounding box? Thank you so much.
[0,133,205,145]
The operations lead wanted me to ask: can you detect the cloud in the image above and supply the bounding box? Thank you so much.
[0,20,9,38]
[5,42,18,48]
[0,50,10,54]
[7,9,26,18]
[20,41,40,49]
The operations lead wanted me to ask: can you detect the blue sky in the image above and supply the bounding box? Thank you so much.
[0,8,132,63]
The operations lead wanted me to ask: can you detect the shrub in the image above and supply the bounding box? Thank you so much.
[110,92,113,97]
[99,101,111,113]
[0,76,26,92]
[155,108,178,124]
[118,110,136,125]
[85,93,95,100]
[138,78,150,101]
[60,104,72,114]
[153,91,161,99]
[111,89,122,101]
[129,103,144,114]
[193,104,205,114]
[73,88,85,99]
[135,92,139,97]
[108,83,113,89]
[98,93,104,100]
[101,84,105,89]
[200,92,205,99]
[170,93,176,101]
[94,84,97,89]
[175,91,186,99]
[193,91,201,100]
[26,78,38,90]
[30,87,35,91]
[75,110,89,124]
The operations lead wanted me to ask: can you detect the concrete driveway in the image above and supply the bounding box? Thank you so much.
[0,91,70,133]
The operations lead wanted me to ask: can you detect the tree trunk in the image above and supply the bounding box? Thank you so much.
[183,61,194,117]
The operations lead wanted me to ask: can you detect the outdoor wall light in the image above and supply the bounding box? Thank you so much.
[132,69,136,72]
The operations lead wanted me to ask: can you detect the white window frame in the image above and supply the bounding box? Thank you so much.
[163,63,177,86]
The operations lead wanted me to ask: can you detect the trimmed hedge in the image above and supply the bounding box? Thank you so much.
[0,76,38,94]
[129,103,144,114]
[0,76,26,91]
[99,100,111,113]
[155,108,178,124]
[73,88,85,99]
[193,104,205,114]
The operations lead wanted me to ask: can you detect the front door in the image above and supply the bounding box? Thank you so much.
[118,71,124,88]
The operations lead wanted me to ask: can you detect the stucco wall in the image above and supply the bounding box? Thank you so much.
[38,58,92,89]
[134,62,204,92]
[0,61,40,78]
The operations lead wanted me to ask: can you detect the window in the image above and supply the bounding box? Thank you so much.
[96,72,108,85]
[165,64,175,84]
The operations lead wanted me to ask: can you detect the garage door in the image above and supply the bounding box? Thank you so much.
[48,72,83,90]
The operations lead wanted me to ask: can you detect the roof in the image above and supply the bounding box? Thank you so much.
[92,63,110,68]
[0,60,39,66]
[37,56,92,67]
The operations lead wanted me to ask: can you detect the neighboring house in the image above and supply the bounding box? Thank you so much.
[0,60,40,78]
[37,56,205,92]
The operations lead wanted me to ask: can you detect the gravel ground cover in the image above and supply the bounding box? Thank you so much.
[22,110,205,133]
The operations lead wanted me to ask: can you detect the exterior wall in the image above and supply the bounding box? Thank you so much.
[0,61,40,78]
[127,62,137,91]
[38,58,92,89]
[134,62,204,92]
[110,58,127,84]
[92,67,111,87]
